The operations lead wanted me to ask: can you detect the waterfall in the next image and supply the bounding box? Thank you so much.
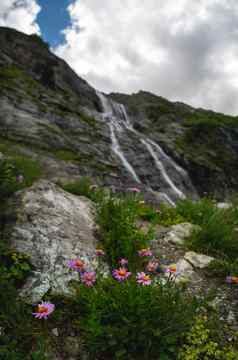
[97,92,141,183]
[97,91,194,203]
[141,139,185,199]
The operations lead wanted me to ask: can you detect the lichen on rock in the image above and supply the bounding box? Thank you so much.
[7,180,107,302]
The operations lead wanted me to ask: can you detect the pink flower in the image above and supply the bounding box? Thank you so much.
[81,271,96,287]
[96,249,105,257]
[68,259,85,272]
[226,276,238,284]
[165,264,177,274]
[138,248,153,257]
[136,272,152,286]
[146,261,159,273]
[112,267,131,281]
[32,301,55,319]
[128,187,141,193]
[119,258,128,267]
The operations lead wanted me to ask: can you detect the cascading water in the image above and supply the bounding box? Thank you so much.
[97,92,141,183]
[97,91,196,204]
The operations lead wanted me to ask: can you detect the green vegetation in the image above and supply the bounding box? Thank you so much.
[137,197,238,261]
[54,149,81,162]
[178,315,238,359]
[207,258,238,278]
[184,109,238,128]
[185,207,238,259]
[0,65,37,92]
[174,198,238,260]
[61,178,153,269]
[1,174,238,359]
[97,194,154,269]
[0,156,41,200]
[138,202,184,226]
[60,177,105,203]
[74,277,198,360]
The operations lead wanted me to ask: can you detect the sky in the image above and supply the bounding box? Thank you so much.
[0,1,238,115]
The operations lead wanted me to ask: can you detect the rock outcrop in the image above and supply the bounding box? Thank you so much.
[7,180,105,302]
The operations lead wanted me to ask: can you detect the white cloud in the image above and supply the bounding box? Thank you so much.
[56,0,238,115]
[0,0,41,34]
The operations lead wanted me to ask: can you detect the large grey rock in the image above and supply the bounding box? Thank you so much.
[163,223,200,246]
[184,251,214,269]
[9,180,106,302]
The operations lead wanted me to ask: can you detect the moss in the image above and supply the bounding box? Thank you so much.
[184,110,238,128]
[0,65,36,88]
[54,150,81,162]
[176,124,237,170]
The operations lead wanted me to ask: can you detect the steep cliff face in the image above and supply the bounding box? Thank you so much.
[110,91,238,198]
[0,27,238,201]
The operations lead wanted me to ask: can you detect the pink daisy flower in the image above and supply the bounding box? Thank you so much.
[96,249,105,257]
[68,259,85,272]
[146,261,159,273]
[81,271,96,287]
[119,258,128,267]
[32,301,55,319]
[112,267,131,281]
[138,248,153,257]
[136,272,152,286]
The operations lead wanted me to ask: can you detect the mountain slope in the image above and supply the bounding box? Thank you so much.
[0,27,238,200]
[110,91,238,198]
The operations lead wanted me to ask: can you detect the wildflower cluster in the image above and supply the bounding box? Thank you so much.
[32,245,181,321]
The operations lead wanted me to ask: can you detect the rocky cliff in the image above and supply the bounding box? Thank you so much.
[1,26,238,201]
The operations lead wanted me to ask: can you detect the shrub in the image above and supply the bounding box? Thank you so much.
[0,156,41,200]
[178,315,238,359]
[61,177,105,203]
[155,203,185,226]
[207,258,238,278]
[0,159,18,199]
[97,194,154,269]
[185,208,238,259]
[176,198,217,226]
[74,277,198,360]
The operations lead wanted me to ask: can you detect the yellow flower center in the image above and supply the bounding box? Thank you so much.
[37,305,48,313]
[143,275,151,281]
[169,264,176,272]
[118,268,127,276]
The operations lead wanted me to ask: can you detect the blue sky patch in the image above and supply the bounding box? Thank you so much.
[37,0,71,47]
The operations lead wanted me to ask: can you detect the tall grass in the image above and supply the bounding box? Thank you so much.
[176,198,238,260]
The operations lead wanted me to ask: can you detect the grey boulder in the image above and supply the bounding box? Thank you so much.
[8,180,105,302]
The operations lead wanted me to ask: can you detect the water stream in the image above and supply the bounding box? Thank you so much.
[97,91,194,203]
